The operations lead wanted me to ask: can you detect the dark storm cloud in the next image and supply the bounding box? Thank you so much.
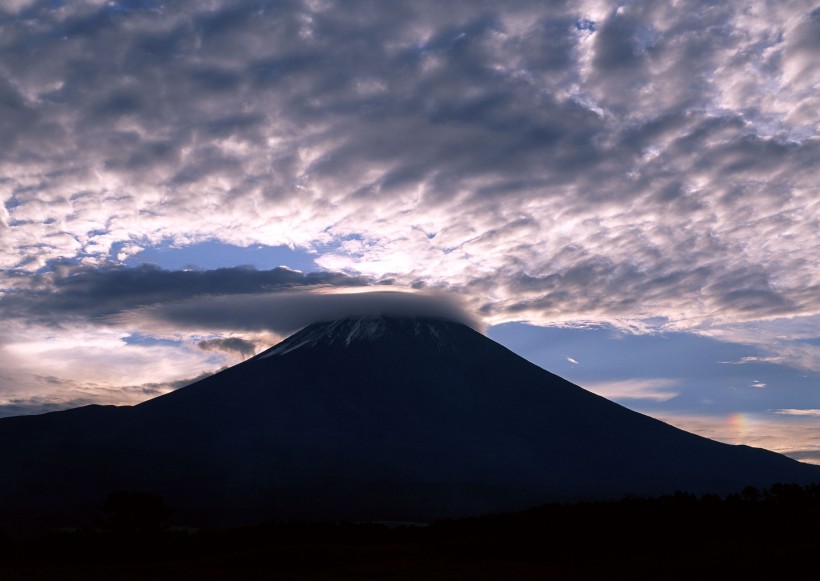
[197,336,258,357]
[122,290,480,334]
[0,264,367,322]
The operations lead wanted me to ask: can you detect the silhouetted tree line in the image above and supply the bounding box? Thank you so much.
[101,491,173,535]
[2,484,820,579]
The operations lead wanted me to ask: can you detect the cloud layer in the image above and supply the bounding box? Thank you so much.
[0,0,817,330]
[0,263,366,323]
[0,1,819,419]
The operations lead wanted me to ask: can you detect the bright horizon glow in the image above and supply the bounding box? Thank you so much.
[660,412,820,466]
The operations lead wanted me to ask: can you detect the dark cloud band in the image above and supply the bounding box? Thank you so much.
[119,290,480,335]
[0,264,368,322]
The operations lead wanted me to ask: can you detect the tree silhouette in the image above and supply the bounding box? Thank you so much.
[102,491,172,534]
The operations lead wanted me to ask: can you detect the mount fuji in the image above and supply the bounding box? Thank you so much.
[1,315,818,528]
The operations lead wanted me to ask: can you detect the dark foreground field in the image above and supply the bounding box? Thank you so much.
[2,483,819,580]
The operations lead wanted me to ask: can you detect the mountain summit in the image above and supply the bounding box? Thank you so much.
[1,315,817,528]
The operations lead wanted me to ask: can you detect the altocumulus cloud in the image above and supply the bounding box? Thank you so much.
[0,0,819,409]
[0,0,817,328]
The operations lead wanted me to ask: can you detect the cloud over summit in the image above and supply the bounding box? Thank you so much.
[121,289,481,335]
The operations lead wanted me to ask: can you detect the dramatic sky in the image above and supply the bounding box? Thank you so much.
[1,1,819,462]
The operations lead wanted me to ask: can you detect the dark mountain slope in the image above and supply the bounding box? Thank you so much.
[1,317,817,529]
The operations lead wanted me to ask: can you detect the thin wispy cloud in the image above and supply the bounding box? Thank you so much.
[720,356,786,365]
[776,409,820,417]
[581,378,680,402]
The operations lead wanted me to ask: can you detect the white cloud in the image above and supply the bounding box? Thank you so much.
[700,315,820,372]
[776,409,820,417]
[0,321,233,414]
[719,356,786,365]
[581,378,680,402]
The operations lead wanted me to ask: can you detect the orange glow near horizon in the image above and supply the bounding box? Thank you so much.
[659,412,820,466]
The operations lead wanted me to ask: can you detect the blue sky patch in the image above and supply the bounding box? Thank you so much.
[119,241,319,273]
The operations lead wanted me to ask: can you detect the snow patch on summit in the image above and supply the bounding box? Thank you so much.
[258,316,455,358]
[259,317,389,358]
[342,317,388,345]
